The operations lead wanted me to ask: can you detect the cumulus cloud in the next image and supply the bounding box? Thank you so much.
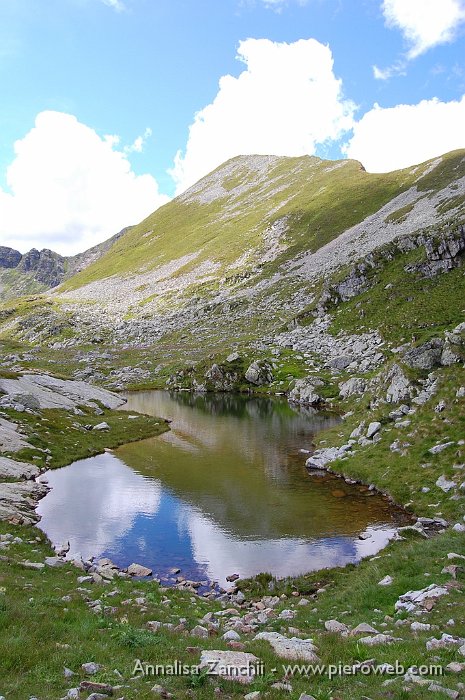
[381,0,465,59]
[0,112,169,256]
[344,95,465,172]
[170,38,355,193]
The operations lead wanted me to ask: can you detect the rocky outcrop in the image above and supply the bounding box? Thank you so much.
[0,246,22,268]
[0,374,125,411]
[314,224,465,315]
[0,480,49,525]
[0,417,33,452]
[0,456,40,480]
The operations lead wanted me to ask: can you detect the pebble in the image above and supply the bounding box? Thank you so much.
[81,662,101,675]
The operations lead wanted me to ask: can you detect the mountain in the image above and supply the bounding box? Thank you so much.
[0,227,129,301]
[1,150,465,700]
[0,149,464,389]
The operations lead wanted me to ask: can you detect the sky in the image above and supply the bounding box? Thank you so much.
[0,0,464,255]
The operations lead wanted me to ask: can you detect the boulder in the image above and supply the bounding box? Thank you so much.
[127,563,152,577]
[324,620,349,634]
[359,634,398,646]
[329,355,352,370]
[245,361,273,386]
[395,583,448,613]
[288,378,321,406]
[254,631,319,661]
[0,374,125,410]
[350,623,379,636]
[199,650,261,684]
[403,339,444,370]
[436,475,456,492]
[366,421,381,439]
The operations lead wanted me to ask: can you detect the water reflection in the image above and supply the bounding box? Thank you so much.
[37,391,409,586]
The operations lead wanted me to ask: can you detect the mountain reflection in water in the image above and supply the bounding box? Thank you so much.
[37,391,409,586]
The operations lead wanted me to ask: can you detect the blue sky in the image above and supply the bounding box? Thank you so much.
[0,0,464,254]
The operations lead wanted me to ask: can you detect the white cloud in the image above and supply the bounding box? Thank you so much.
[260,0,308,9]
[0,112,169,256]
[101,0,125,12]
[381,0,465,58]
[124,127,152,154]
[373,60,406,80]
[344,95,465,172]
[170,38,355,193]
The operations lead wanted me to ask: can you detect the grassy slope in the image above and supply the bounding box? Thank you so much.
[59,151,465,294]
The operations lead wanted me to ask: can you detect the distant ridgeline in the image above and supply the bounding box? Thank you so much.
[0,227,129,300]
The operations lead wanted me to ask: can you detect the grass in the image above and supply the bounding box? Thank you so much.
[2,405,169,471]
[58,151,465,294]
[330,243,465,347]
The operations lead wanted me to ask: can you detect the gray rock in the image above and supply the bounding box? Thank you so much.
[350,623,379,636]
[359,633,398,646]
[223,630,241,641]
[288,378,321,406]
[245,361,273,386]
[0,416,33,453]
[366,421,381,439]
[127,563,152,577]
[93,422,110,431]
[436,475,456,492]
[429,441,455,454]
[385,364,413,403]
[278,609,296,620]
[339,377,367,399]
[0,374,125,411]
[199,650,261,683]
[190,625,209,638]
[0,456,40,480]
[324,619,349,634]
[426,634,465,651]
[446,662,465,672]
[378,575,393,586]
[0,480,49,525]
[329,355,352,370]
[411,621,431,632]
[395,583,448,613]
[81,662,101,675]
[403,338,444,370]
[254,632,319,661]
[226,352,240,363]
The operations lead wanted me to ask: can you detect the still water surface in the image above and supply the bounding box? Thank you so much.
[37,391,408,587]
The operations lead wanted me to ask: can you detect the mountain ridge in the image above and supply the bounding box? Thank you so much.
[0,226,130,301]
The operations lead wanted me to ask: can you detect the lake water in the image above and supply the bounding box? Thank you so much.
[37,390,409,587]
